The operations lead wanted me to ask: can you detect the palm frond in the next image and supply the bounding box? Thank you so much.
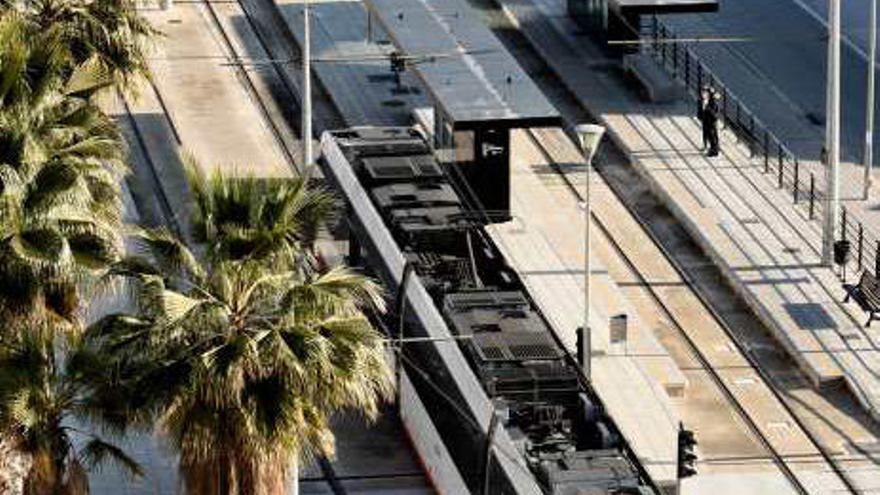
[79,437,143,478]
[131,226,204,282]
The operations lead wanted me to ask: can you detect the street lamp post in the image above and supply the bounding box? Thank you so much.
[823,0,841,266]
[865,0,877,199]
[574,124,606,382]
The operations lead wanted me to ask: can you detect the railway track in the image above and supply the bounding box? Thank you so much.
[522,127,857,494]
[199,0,304,173]
[118,92,183,233]
[452,0,866,490]
[188,0,872,491]
[118,0,308,230]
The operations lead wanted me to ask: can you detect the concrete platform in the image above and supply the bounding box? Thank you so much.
[486,170,683,486]
[498,126,858,492]
[493,0,880,491]
[496,0,880,423]
[143,2,289,176]
[92,2,431,493]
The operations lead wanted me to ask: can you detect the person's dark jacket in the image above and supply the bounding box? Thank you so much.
[704,99,720,126]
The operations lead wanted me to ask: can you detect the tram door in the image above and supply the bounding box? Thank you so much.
[470,127,510,222]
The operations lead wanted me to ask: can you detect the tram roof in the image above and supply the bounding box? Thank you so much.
[363,0,561,129]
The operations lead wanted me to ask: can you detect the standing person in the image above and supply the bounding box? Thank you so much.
[698,87,710,150]
[705,90,721,157]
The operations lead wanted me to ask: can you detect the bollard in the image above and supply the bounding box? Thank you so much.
[610,315,628,344]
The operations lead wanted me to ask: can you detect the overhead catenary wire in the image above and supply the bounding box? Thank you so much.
[521,128,859,494]
[607,35,830,45]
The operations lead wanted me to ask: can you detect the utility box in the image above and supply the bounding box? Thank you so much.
[610,314,628,344]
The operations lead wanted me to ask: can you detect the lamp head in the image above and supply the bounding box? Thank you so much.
[574,123,606,165]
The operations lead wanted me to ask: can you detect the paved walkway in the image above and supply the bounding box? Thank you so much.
[485,129,684,488]
[655,4,880,293]
[500,0,880,420]
[503,126,869,493]
[137,2,290,175]
[92,2,431,494]
[496,0,880,489]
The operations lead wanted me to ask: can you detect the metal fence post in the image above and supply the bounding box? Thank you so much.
[661,26,667,61]
[875,241,880,277]
[674,39,680,77]
[794,159,800,203]
[697,64,702,92]
[764,132,770,172]
[684,51,690,87]
[858,224,864,271]
[810,174,816,219]
[652,15,659,53]
[723,88,728,118]
[777,145,784,188]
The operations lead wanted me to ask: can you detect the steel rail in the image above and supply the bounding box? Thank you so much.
[200,0,303,174]
[118,93,183,235]
[523,127,858,495]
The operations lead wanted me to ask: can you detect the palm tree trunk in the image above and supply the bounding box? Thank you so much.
[0,437,29,495]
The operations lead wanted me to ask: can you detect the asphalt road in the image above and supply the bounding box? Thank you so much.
[660,0,880,166]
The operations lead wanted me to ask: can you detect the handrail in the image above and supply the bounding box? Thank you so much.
[644,14,880,280]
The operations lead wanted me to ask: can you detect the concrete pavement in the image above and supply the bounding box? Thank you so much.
[92,1,431,493]
[495,0,880,490]
[504,126,853,493]
[658,1,880,247]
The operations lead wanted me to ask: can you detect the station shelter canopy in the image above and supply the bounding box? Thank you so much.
[363,0,562,130]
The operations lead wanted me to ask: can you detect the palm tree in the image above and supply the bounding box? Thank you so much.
[0,15,126,324]
[1,0,159,92]
[0,320,142,495]
[186,163,335,262]
[88,226,393,494]
[86,170,393,494]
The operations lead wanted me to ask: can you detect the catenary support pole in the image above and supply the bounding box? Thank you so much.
[824,0,842,265]
[866,0,877,199]
[302,0,313,168]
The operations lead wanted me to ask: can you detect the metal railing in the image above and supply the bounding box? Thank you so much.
[644,15,880,280]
